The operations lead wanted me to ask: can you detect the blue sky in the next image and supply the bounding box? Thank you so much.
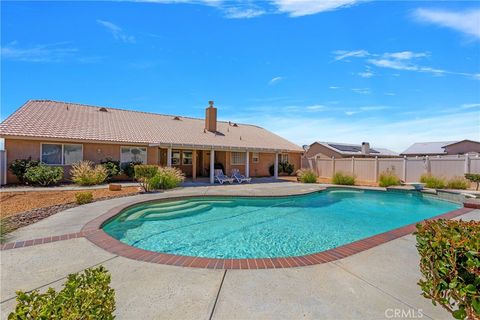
[1,0,479,152]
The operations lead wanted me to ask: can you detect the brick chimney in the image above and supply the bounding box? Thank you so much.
[205,100,217,133]
[361,142,370,155]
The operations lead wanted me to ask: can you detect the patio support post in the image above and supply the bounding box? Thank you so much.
[167,148,172,167]
[464,154,470,174]
[210,149,215,184]
[274,152,279,178]
[192,150,197,180]
[245,151,250,177]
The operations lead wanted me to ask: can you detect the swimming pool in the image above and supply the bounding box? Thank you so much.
[103,189,460,259]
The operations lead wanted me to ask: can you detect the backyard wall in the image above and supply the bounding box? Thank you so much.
[302,155,480,183]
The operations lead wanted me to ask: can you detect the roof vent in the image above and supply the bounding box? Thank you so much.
[99,107,108,112]
[173,116,181,120]
[233,123,238,127]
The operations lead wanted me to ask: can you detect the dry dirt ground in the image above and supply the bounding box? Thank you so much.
[0,187,140,219]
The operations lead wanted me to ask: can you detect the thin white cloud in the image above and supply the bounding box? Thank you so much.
[97,20,135,43]
[329,86,340,89]
[269,76,285,85]
[413,8,480,39]
[462,103,480,109]
[272,0,360,17]
[352,88,371,95]
[305,104,328,112]
[333,49,369,61]
[385,92,396,96]
[223,7,265,19]
[334,49,479,80]
[1,42,78,63]
[358,71,374,78]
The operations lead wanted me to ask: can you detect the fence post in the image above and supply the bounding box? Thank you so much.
[403,156,407,182]
[464,154,470,174]
[374,156,379,182]
[425,156,431,174]
[351,156,355,175]
[332,156,335,177]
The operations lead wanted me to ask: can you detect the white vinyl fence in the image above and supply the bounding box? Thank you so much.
[301,155,480,183]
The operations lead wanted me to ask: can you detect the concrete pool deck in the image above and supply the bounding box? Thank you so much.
[1,182,479,319]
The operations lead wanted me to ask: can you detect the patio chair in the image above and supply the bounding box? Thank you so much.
[231,169,252,184]
[214,169,234,184]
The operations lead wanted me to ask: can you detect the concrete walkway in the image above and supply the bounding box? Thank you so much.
[1,183,478,319]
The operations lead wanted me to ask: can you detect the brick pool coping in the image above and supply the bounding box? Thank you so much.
[2,190,477,269]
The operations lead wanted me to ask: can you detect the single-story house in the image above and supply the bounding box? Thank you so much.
[304,141,398,159]
[401,140,480,157]
[0,100,303,184]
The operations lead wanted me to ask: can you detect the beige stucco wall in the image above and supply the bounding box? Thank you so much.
[444,141,480,155]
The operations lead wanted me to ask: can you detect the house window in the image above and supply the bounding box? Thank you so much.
[280,153,289,163]
[252,152,259,163]
[231,152,246,165]
[172,150,181,165]
[120,146,147,164]
[182,151,193,165]
[41,143,83,165]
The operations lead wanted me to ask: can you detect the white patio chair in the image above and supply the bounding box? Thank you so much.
[231,169,252,184]
[214,169,234,184]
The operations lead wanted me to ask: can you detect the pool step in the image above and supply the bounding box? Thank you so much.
[123,200,232,221]
[145,204,212,220]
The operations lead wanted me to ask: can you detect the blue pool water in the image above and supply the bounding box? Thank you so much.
[103,189,460,258]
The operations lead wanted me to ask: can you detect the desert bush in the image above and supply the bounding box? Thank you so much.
[420,174,446,189]
[8,266,115,319]
[8,158,40,184]
[75,191,93,205]
[70,161,108,186]
[134,165,159,192]
[100,158,120,181]
[415,220,480,320]
[446,177,469,190]
[332,171,356,185]
[465,173,480,191]
[268,161,295,176]
[378,169,401,187]
[24,165,63,186]
[297,169,317,183]
[149,166,185,190]
[121,161,143,180]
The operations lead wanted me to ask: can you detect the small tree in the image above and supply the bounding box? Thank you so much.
[134,165,159,192]
[465,173,480,191]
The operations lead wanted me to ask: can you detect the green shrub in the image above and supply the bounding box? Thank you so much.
[420,174,446,189]
[378,169,401,187]
[121,161,143,180]
[134,165,159,192]
[8,158,40,184]
[446,177,469,190]
[149,166,185,190]
[9,266,115,319]
[100,158,120,181]
[268,161,295,176]
[75,191,93,205]
[332,171,356,185]
[70,161,108,186]
[297,169,317,183]
[415,220,480,320]
[24,165,63,186]
[465,173,480,191]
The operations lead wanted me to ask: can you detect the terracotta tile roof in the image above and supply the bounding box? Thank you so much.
[0,100,303,152]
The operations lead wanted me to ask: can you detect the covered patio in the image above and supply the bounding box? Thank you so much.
[151,144,290,184]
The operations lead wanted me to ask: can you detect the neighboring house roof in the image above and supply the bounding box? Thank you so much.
[0,100,303,152]
[401,141,458,155]
[314,142,398,157]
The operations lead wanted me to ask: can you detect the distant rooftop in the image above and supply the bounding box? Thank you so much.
[316,141,398,156]
[401,141,458,155]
